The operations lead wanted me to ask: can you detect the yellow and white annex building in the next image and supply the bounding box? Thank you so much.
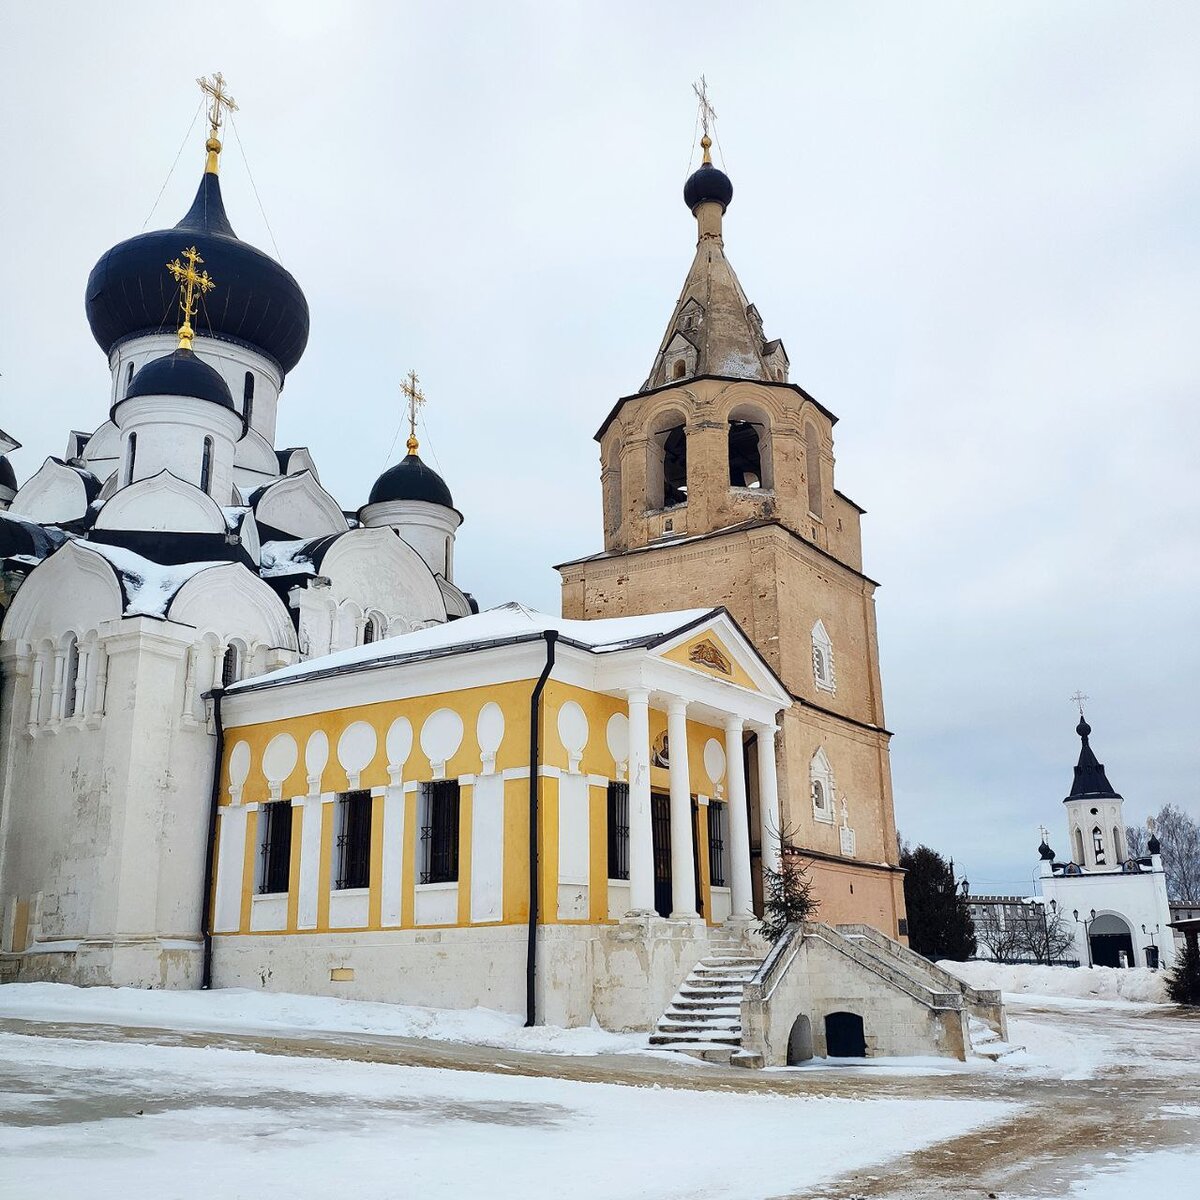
[213,603,790,1030]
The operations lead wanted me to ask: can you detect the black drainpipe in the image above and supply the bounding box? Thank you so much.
[200,686,225,990]
[525,630,557,1027]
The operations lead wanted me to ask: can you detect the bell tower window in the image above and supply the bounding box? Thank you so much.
[1092,825,1106,865]
[728,420,763,488]
[662,425,687,508]
[672,359,687,380]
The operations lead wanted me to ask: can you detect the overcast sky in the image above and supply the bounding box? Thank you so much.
[2,2,1197,896]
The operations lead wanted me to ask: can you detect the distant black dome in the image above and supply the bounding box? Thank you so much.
[1148,834,1161,856]
[124,348,235,410]
[1038,839,1055,862]
[1077,717,1091,738]
[369,452,454,508]
[85,171,309,375]
[684,161,733,213]
[0,455,15,491]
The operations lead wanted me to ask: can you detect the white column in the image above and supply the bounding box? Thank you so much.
[724,717,754,920]
[626,688,655,915]
[754,723,782,876]
[667,698,698,919]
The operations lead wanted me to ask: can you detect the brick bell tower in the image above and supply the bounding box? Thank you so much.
[557,126,907,938]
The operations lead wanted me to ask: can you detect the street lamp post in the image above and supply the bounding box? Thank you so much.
[1141,923,1159,969]
[1041,898,1058,965]
[1074,907,1097,968]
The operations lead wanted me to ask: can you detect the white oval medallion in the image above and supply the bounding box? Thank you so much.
[304,730,329,779]
[385,716,413,769]
[704,738,727,789]
[262,733,298,785]
[606,712,629,766]
[228,740,251,787]
[420,708,464,772]
[476,702,505,757]
[337,720,378,779]
[556,701,589,759]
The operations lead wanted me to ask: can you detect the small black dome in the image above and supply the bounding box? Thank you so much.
[85,171,309,375]
[0,455,15,491]
[369,452,454,508]
[684,161,733,213]
[124,349,235,410]
[1038,840,1055,862]
[1148,834,1161,856]
[1077,717,1092,738]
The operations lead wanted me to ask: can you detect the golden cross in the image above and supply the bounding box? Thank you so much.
[1069,691,1089,716]
[197,72,238,172]
[401,369,426,454]
[165,246,217,350]
[692,75,717,163]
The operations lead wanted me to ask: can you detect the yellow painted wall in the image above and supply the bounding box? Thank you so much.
[218,672,742,936]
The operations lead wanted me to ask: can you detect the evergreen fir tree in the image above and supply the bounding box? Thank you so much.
[900,844,977,961]
[760,853,819,944]
[1165,938,1200,1006]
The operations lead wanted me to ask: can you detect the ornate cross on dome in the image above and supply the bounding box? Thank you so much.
[197,72,238,173]
[1069,691,1089,717]
[692,75,717,164]
[401,369,425,455]
[165,246,217,350]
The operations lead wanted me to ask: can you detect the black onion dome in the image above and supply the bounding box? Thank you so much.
[369,452,454,508]
[123,348,235,410]
[1038,839,1055,862]
[683,161,733,213]
[1148,834,1161,855]
[85,171,310,374]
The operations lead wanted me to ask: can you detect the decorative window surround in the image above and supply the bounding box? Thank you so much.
[811,620,836,694]
[811,747,836,823]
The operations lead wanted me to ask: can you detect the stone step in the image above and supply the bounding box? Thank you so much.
[668,1000,742,1014]
[650,1031,742,1047]
[658,1017,741,1032]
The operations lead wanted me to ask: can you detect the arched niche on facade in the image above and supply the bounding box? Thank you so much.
[1,541,123,645]
[167,562,298,660]
[803,420,824,518]
[94,470,227,534]
[252,470,348,540]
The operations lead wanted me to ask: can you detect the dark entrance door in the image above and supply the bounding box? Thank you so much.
[1091,933,1135,968]
[651,792,671,918]
[825,1011,866,1058]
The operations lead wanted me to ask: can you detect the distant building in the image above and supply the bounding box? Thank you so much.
[1037,714,1173,969]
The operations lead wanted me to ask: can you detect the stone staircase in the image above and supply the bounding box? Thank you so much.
[968,1016,1023,1062]
[648,949,763,1063]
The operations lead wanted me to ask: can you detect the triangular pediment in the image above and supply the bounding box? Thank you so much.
[653,612,788,703]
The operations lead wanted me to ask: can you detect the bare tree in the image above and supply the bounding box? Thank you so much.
[1018,908,1077,964]
[1128,805,1200,901]
[973,906,1026,964]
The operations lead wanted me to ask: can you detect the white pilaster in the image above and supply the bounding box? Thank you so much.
[724,717,754,920]
[667,698,698,919]
[296,795,325,929]
[754,722,781,876]
[626,688,655,915]
[380,783,406,926]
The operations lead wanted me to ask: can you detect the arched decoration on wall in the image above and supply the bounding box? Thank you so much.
[810,747,835,822]
[304,730,329,795]
[168,563,299,657]
[1,541,123,646]
[94,471,227,534]
[703,737,727,796]
[1073,826,1086,864]
[804,420,823,518]
[385,716,413,784]
[606,713,630,779]
[262,733,299,800]
[337,720,379,789]
[420,708,464,780]
[1112,826,1124,861]
[228,740,252,803]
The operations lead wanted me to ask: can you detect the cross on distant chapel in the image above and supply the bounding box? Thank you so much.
[402,369,425,454]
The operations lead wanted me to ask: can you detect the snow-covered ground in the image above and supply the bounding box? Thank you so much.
[0,1030,1011,1200]
[940,959,1169,1005]
[0,982,644,1056]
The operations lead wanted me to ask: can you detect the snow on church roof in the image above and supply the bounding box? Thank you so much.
[231,602,718,691]
[76,541,217,617]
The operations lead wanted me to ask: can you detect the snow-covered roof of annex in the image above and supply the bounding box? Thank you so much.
[227,601,791,716]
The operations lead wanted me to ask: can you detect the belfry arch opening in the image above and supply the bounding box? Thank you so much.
[647,412,689,510]
[728,406,772,490]
[804,421,823,517]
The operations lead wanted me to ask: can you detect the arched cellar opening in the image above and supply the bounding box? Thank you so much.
[787,1014,813,1064]
[824,1011,866,1058]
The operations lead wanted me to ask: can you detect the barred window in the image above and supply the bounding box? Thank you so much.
[707,800,728,888]
[335,790,372,889]
[607,781,629,880]
[420,780,460,884]
[258,800,293,895]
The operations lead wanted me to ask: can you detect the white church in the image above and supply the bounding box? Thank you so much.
[1038,713,1174,969]
[0,77,1010,1064]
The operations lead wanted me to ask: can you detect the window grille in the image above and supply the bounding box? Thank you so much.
[606,781,629,880]
[707,800,727,887]
[336,790,372,889]
[258,800,293,894]
[420,780,460,884]
[221,643,240,687]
